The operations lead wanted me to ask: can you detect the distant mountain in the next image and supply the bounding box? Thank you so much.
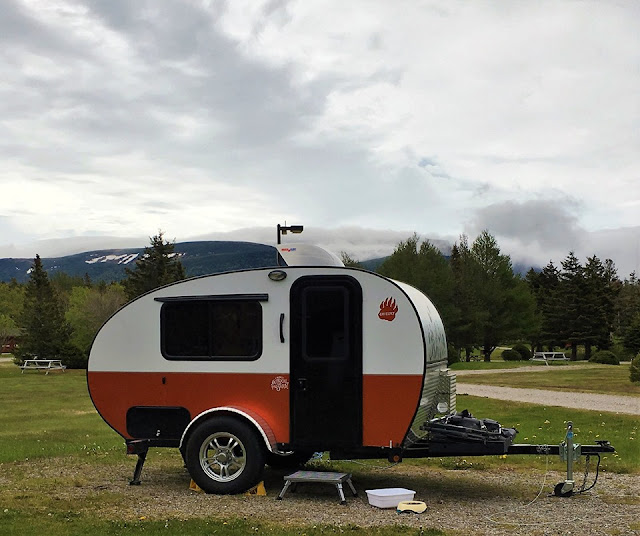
[0,241,280,283]
[360,257,387,272]
[0,240,539,283]
[513,261,538,277]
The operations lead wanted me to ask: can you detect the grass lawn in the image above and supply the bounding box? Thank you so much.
[456,362,640,397]
[449,359,594,371]
[450,360,548,371]
[0,513,442,536]
[1,358,638,534]
[431,396,638,473]
[0,360,122,464]
[318,395,638,476]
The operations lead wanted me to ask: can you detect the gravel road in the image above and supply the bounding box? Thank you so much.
[455,364,640,415]
[456,383,640,415]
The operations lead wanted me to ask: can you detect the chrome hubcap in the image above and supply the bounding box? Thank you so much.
[199,432,246,482]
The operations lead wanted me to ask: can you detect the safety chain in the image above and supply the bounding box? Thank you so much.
[579,454,591,492]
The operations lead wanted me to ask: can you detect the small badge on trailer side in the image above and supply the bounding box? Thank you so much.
[378,297,398,321]
[271,376,289,391]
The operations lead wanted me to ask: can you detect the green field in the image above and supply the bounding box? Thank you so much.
[1,359,638,534]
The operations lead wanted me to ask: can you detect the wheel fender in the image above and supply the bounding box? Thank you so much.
[179,406,276,453]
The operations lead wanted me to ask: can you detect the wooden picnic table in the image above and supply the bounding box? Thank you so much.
[20,359,66,374]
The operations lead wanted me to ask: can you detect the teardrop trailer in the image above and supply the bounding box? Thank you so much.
[87,244,614,497]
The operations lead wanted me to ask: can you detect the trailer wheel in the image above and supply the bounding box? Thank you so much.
[185,417,265,494]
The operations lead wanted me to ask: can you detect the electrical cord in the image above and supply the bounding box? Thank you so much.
[484,452,551,526]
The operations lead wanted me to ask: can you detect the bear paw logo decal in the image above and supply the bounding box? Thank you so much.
[378,297,398,321]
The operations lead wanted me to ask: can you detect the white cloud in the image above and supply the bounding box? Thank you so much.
[0,0,638,273]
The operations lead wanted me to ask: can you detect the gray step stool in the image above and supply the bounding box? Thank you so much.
[277,470,358,505]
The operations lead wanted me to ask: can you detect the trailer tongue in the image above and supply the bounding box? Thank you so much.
[400,410,614,497]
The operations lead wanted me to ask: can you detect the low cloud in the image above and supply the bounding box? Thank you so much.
[467,199,584,252]
[467,200,640,277]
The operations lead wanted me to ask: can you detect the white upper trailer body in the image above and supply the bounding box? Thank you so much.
[88,244,456,493]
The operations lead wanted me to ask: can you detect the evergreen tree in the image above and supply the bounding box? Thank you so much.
[602,258,620,347]
[557,252,589,360]
[526,262,560,351]
[470,231,536,361]
[449,236,484,360]
[15,255,72,361]
[378,234,422,285]
[582,256,618,357]
[378,234,457,343]
[340,252,363,268]
[123,232,186,300]
[614,272,640,336]
[623,313,640,356]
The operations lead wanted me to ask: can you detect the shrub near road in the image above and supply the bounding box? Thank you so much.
[631,354,640,382]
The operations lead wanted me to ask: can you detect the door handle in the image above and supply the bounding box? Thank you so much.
[297,378,308,391]
[279,313,285,343]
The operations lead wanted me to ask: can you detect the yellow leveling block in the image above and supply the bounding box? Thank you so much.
[245,481,267,496]
[188,480,266,496]
[397,501,427,514]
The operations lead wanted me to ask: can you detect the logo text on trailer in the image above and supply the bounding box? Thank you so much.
[271,376,289,391]
[378,297,398,321]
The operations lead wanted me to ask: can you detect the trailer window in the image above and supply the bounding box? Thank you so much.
[161,300,262,360]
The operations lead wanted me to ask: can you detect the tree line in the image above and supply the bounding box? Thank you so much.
[372,231,640,363]
[2,230,640,368]
[0,233,185,368]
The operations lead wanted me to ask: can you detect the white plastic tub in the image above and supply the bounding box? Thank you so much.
[365,488,416,508]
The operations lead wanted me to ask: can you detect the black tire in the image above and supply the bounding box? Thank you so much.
[185,416,266,494]
[266,450,314,470]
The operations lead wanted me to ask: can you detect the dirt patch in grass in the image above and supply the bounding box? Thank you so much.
[2,456,639,535]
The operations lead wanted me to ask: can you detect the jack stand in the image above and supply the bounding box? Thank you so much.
[554,421,580,497]
[126,440,150,485]
[130,451,147,486]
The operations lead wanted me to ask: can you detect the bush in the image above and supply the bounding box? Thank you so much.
[501,349,521,361]
[511,343,532,361]
[610,340,635,362]
[58,343,88,369]
[589,350,619,365]
[447,344,460,365]
[630,355,640,383]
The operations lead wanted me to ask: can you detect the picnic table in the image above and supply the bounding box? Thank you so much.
[20,359,66,374]
[532,352,569,365]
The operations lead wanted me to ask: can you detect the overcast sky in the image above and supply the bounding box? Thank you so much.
[1,1,639,275]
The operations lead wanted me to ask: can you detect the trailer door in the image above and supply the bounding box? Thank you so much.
[290,275,362,450]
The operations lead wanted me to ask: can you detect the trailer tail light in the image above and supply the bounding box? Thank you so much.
[126,440,150,455]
